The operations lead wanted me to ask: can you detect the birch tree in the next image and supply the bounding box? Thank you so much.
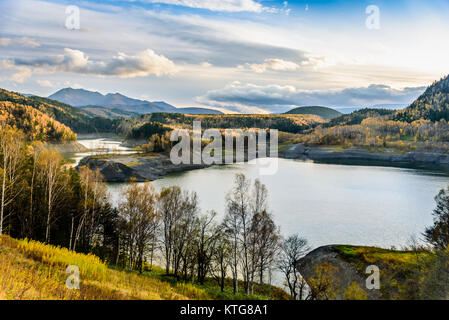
[73,167,107,251]
[159,186,198,277]
[224,173,251,294]
[0,128,25,235]
[120,181,159,273]
[38,149,68,243]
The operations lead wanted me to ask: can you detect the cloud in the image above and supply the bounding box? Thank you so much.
[36,79,53,87]
[141,0,263,12]
[0,37,40,48]
[240,58,300,73]
[9,48,177,78]
[197,82,426,113]
[11,67,32,83]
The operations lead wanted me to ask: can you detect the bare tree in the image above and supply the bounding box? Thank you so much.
[277,234,310,300]
[195,211,220,284]
[250,210,280,289]
[172,190,198,278]
[38,149,68,243]
[211,227,231,292]
[159,186,198,277]
[26,141,44,238]
[224,173,251,294]
[120,181,159,273]
[0,128,25,235]
[248,179,280,293]
[73,167,107,251]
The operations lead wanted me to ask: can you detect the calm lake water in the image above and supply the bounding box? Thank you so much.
[76,138,449,249]
[110,160,449,249]
[68,137,137,166]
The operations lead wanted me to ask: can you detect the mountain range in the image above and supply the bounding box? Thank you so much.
[48,88,222,115]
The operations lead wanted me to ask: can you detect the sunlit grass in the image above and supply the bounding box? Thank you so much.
[1,235,287,300]
[0,236,205,300]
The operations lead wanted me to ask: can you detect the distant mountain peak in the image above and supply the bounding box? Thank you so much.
[48,87,221,115]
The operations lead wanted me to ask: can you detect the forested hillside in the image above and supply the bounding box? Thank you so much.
[292,75,449,151]
[0,89,116,134]
[395,75,449,122]
[285,106,342,120]
[0,100,76,142]
[119,112,324,140]
[324,108,396,128]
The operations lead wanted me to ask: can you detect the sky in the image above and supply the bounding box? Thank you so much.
[0,0,448,113]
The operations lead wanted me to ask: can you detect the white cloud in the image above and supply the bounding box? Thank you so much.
[197,81,426,113]
[143,0,263,12]
[1,59,32,83]
[0,38,12,46]
[11,67,32,83]
[241,58,301,73]
[10,48,177,78]
[0,60,14,69]
[36,79,53,87]
[0,37,40,48]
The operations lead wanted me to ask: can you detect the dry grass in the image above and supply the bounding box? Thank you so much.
[0,235,209,300]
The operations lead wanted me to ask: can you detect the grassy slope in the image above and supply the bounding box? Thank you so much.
[333,245,434,299]
[0,236,288,300]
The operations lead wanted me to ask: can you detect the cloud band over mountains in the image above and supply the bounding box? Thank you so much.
[197,82,426,113]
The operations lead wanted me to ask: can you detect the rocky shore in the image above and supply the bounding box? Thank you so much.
[280,144,449,167]
[77,153,209,182]
[76,141,449,182]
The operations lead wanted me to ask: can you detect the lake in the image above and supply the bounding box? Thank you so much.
[68,137,137,166]
[76,138,449,249]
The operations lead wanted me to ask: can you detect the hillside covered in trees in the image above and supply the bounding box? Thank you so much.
[119,113,324,141]
[0,91,76,142]
[0,89,117,134]
[284,106,342,120]
[290,75,449,152]
[395,75,449,122]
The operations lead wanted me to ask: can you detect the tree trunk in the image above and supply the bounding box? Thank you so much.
[0,161,6,235]
[69,215,74,251]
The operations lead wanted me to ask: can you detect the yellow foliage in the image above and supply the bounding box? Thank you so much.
[0,235,208,300]
[343,282,368,300]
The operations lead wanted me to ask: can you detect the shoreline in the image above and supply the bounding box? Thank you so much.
[77,153,210,182]
[75,141,449,182]
[279,144,449,171]
[45,141,89,153]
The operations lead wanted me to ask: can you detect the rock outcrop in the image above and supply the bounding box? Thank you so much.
[77,153,209,182]
[77,157,147,182]
[297,245,382,300]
